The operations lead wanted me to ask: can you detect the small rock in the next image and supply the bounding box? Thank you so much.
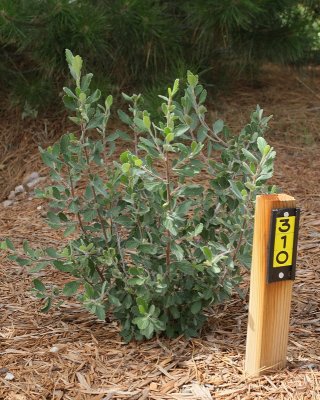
[23,171,39,185]
[149,382,158,391]
[8,191,15,200]
[2,200,13,207]
[27,176,46,189]
[4,372,14,381]
[27,178,40,189]
[14,185,25,194]
[37,205,42,210]
[0,367,8,375]
[50,346,59,353]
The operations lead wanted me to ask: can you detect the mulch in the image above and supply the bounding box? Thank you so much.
[0,65,320,399]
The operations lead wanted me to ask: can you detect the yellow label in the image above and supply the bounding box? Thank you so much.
[273,216,295,267]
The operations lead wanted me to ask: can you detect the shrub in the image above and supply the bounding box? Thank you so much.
[1,50,276,341]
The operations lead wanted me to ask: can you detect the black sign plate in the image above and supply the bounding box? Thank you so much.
[267,207,300,283]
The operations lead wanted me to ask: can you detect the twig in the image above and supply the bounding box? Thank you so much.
[295,76,320,102]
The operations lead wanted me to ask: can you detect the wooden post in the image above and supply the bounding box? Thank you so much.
[245,194,296,377]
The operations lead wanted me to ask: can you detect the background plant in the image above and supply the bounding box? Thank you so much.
[1,0,319,111]
[1,50,276,341]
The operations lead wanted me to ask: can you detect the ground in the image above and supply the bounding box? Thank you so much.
[0,65,320,399]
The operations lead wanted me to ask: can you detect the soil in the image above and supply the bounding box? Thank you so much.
[0,65,320,399]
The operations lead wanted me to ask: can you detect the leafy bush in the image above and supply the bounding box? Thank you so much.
[1,50,276,341]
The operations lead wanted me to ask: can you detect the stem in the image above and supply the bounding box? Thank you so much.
[141,166,166,182]
[198,113,228,147]
[189,128,214,172]
[189,86,227,147]
[80,123,109,246]
[113,222,127,275]
[232,156,264,262]
[165,153,171,274]
[164,95,173,276]
[68,166,87,236]
[232,218,247,262]
[133,129,139,156]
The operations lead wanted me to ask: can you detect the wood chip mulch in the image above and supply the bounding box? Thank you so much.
[1,65,320,399]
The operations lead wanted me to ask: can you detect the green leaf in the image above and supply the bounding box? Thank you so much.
[213,119,224,134]
[87,89,101,104]
[242,148,258,162]
[63,281,81,296]
[115,215,134,227]
[187,71,198,87]
[194,223,204,236]
[201,246,213,262]
[229,181,244,200]
[106,130,131,142]
[199,89,207,104]
[257,137,268,154]
[163,218,178,236]
[174,124,189,137]
[41,297,52,313]
[105,95,113,108]
[180,185,204,196]
[64,224,77,237]
[72,55,83,81]
[69,116,82,126]
[165,132,174,143]
[139,243,157,254]
[45,247,59,258]
[171,243,184,261]
[14,257,31,266]
[133,117,148,132]
[134,157,143,167]
[197,126,208,142]
[63,87,77,99]
[5,238,15,251]
[118,110,132,125]
[133,316,149,330]
[172,79,179,95]
[120,150,130,163]
[127,277,145,286]
[175,200,193,216]
[40,151,55,168]
[33,279,46,292]
[0,241,8,250]
[142,322,154,339]
[191,301,202,315]
[65,49,73,66]
[30,262,50,273]
[143,114,151,130]
[109,294,121,307]
[47,211,61,225]
[81,73,93,92]
[137,297,148,314]
[95,305,106,320]
[82,209,97,222]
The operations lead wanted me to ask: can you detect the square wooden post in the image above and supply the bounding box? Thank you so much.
[245,194,296,377]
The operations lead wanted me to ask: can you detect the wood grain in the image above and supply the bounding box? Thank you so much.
[245,194,296,377]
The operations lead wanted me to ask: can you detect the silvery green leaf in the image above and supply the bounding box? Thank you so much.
[63,281,80,296]
[213,119,224,134]
[242,148,258,162]
[118,110,132,125]
[257,136,268,154]
[187,71,198,87]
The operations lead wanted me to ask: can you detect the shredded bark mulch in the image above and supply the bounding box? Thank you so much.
[1,65,320,399]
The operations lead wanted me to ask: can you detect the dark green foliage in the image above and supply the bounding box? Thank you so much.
[1,0,320,109]
[1,51,277,341]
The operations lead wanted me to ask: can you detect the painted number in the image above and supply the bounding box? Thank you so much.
[273,216,295,267]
